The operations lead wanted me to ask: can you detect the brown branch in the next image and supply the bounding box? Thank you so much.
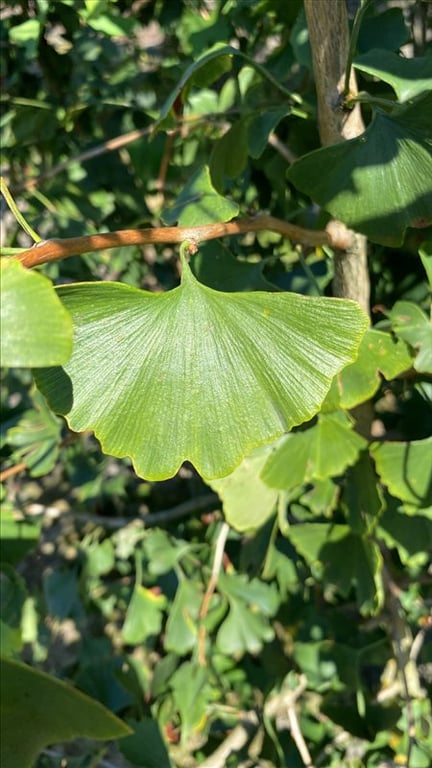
[0,462,27,483]
[9,126,152,194]
[15,216,331,269]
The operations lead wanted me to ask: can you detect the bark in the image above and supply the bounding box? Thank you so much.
[304,0,370,315]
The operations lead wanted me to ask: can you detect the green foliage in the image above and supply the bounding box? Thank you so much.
[34,255,366,480]
[0,260,72,367]
[0,656,131,768]
[1,1,431,767]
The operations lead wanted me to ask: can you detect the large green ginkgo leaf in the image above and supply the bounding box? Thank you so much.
[35,256,367,481]
[287,92,432,246]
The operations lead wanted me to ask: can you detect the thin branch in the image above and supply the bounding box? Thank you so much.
[71,493,220,530]
[0,461,27,483]
[9,126,152,194]
[13,216,330,269]
[382,563,420,768]
[199,711,259,768]
[198,521,230,666]
[286,689,315,768]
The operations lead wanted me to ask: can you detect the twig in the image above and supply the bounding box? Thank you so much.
[199,712,259,768]
[286,689,315,768]
[382,563,420,768]
[198,521,230,666]
[71,493,220,530]
[14,215,330,269]
[0,461,27,483]
[9,126,152,193]
[268,132,297,164]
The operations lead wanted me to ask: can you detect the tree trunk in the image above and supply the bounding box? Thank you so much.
[304,0,370,315]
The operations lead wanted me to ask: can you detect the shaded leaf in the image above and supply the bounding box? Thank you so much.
[122,586,167,645]
[210,121,249,190]
[191,241,276,292]
[353,49,432,102]
[35,256,367,481]
[289,524,383,614]
[287,92,432,246]
[262,411,367,490]
[4,389,62,476]
[357,9,410,53]
[0,259,72,367]
[0,656,131,768]
[209,445,279,532]
[120,718,172,768]
[370,437,432,514]
[0,508,40,565]
[162,165,239,226]
[378,504,432,566]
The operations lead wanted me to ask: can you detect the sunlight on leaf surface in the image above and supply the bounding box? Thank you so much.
[1,259,72,367]
[35,257,367,480]
[287,92,432,246]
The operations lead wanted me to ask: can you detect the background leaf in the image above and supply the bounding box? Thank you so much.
[353,49,432,102]
[0,259,72,367]
[287,93,432,245]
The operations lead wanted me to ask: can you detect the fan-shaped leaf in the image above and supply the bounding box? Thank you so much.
[262,411,367,490]
[371,437,432,514]
[353,49,432,102]
[209,445,279,532]
[287,92,432,246]
[35,257,367,481]
[1,258,72,367]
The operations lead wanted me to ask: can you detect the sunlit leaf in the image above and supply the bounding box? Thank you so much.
[216,572,279,656]
[262,412,367,490]
[287,92,432,245]
[371,437,432,514]
[35,256,367,481]
[164,579,201,655]
[169,662,211,745]
[353,49,432,102]
[1,259,72,367]
[334,328,413,409]
[0,656,131,768]
[209,445,279,532]
[388,300,432,373]
[122,586,167,644]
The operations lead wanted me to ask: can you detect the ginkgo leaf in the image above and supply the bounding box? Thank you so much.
[0,656,131,768]
[287,92,432,246]
[34,255,367,481]
[353,49,432,102]
[262,411,367,490]
[209,445,279,532]
[1,258,72,367]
